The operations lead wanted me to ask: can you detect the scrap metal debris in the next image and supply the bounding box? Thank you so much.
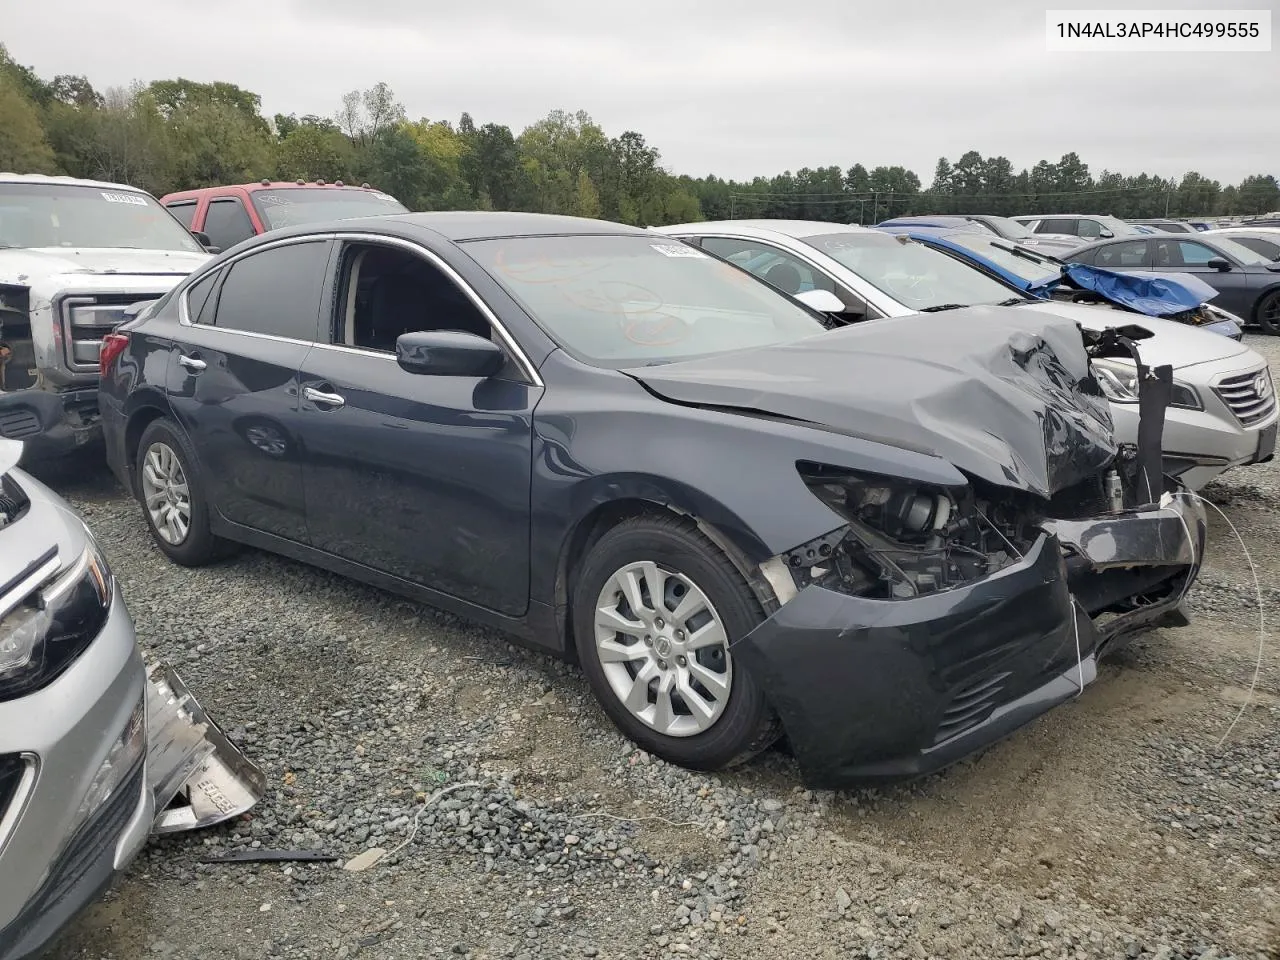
[145,662,266,834]
[199,849,338,864]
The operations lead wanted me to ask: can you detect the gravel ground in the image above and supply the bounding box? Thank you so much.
[30,334,1280,960]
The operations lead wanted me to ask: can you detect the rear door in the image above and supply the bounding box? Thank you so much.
[1083,239,1152,270]
[164,238,333,543]
[201,195,260,251]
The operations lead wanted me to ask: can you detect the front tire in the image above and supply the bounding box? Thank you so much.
[135,418,233,566]
[572,514,779,771]
[1255,291,1280,335]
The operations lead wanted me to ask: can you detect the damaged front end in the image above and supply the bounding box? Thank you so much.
[734,324,1207,788]
[145,662,266,834]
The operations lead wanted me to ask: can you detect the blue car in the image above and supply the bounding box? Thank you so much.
[879,229,1244,340]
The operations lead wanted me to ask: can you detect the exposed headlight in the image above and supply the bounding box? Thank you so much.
[1091,358,1202,410]
[0,531,114,700]
[74,694,146,828]
[776,463,1023,600]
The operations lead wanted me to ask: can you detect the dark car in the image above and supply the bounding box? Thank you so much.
[97,212,1205,787]
[1065,233,1280,334]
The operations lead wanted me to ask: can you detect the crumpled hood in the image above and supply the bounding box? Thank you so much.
[625,305,1117,500]
[0,246,209,281]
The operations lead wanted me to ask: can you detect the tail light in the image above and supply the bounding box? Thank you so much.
[99,332,130,374]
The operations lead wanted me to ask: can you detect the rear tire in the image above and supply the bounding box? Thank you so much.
[572,514,780,771]
[1255,291,1280,335]
[135,418,234,566]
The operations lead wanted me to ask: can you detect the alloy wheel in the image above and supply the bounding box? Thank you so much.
[141,441,192,545]
[593,560,733,737]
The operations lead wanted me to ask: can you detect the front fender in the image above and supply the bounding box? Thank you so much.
[527,360,967,606]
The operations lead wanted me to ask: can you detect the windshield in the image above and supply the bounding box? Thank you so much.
[250,188,409,231]
[1208,236,1273,266]
[464,235,828,366]
[0,182,203,252]
[981,216,1037,239]
[937,234,1062,285]
[802,232,1019,309]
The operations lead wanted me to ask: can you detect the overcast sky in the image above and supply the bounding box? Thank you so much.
[4,0,1277,184]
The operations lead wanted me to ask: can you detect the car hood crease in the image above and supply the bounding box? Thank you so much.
[625,305,1118,499]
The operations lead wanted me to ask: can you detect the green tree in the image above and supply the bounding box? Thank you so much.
[575,170,602,218]
[274,120,355,183]
[1236,175,1280,215]
[0,73,56,172]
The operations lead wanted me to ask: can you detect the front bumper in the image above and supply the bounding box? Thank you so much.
[0,584,153,959]
[0,386,103,463]
[734,493,1207,789]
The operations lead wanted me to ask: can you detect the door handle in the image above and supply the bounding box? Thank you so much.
[302,386,346,408]
[178,354,206,372]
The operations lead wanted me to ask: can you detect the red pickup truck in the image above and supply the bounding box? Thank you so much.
[160,180,408,252]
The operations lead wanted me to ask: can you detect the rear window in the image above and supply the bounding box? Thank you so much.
[249,188,408,231]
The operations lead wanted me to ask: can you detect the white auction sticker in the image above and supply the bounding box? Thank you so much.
[101,191,150,205]
[1046,9,1271,51]
[650,243,707,259]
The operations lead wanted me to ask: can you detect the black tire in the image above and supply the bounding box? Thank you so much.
[1255,290,1280,335]
[135,417,234,566]
[572,514,780,771]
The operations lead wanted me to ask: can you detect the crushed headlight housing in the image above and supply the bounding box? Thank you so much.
[780,463,1027,600]
[0,530,113,701]
[1091,358,1201,410]
[73,693,145,828]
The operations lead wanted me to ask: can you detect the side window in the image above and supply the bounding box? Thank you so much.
[214,241,330,340]
[185,270,221,325]
[1092,240,1149,268]
[1076,219,1104,240]
[699,237,837,296]
[202,198,257,251]
[1039,218,1076,235]
[1172,241,1221,266]
[332,242,493,353]
[166,201,198,230]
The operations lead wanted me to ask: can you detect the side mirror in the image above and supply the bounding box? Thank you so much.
[1206,257,1232,271]
[396,330,505,377]
[192,231,220,254]
[794,289,846,314]
[1098,229,1114,239]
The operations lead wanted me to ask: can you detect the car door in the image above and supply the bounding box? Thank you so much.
[165,238,333,543]
[1151,238,1254,315]
[1082,239,1152,270]
[691,235,880,322]
[293,235,540,617]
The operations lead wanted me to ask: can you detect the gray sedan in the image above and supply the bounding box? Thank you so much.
[0,438,153,960]
[1065,232,1280,334]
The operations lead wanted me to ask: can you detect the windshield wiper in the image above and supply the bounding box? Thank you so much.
[918,303,968,313]
[997,296,1038,306]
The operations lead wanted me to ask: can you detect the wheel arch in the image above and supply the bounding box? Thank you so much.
[1250,283,1280,328]
[551,486,786,662]
[121,392,172,495]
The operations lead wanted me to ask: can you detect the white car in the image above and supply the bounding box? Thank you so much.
[654,220,1277,491]
[0,174,211,462]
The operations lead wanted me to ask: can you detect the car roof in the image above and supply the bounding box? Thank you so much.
[663,219,874,240]
[244,211,654,244]
[161,181,393,201]
[0,171,152,192]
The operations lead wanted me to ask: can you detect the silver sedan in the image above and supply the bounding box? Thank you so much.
[654,220,1277,491]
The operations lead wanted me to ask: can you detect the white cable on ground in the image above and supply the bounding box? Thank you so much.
[1170,490,1268,749]
[386,780,482,859]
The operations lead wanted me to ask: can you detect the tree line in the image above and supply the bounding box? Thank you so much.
[2,44,1277,227]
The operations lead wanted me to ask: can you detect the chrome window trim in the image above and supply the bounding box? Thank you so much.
[177,231,544,387]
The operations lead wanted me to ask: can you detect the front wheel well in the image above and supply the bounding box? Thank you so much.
[554,499,776,660]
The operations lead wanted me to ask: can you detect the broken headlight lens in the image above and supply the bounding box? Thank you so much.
[0,531,114,701]
[785,463,1020,600]
[1091,358,1201,410]
[73,693,146,829]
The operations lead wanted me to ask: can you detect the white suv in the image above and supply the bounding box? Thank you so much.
[0,174,209,461]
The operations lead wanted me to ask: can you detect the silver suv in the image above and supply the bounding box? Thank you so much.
[0,436,152,959]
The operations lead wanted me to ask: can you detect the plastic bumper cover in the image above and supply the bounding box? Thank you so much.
[732,493,1207,789]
